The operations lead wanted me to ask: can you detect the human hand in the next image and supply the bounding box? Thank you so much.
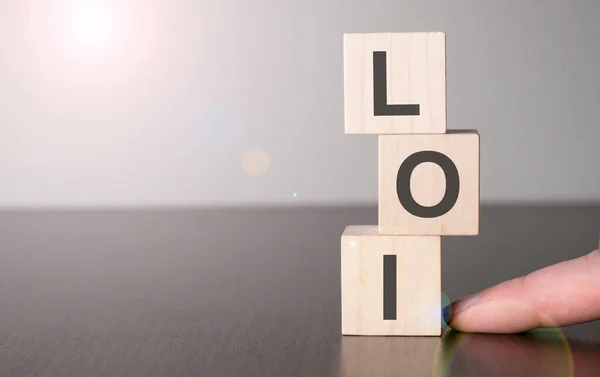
[446,248,600,333]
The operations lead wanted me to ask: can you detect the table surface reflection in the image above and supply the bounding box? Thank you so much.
[0,205,599,376]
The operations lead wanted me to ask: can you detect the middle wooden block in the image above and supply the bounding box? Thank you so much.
[379,131,480,236]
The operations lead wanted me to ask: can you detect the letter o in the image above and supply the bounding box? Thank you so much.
[396,151,460,218]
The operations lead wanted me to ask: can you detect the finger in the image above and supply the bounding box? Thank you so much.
[447,249,600,333]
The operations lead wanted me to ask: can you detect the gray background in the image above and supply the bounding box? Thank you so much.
[1,0,599,207]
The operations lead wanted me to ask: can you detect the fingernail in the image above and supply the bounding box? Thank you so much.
[453,292,482,314]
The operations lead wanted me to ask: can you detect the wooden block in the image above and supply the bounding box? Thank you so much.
[378,131,480,236]
[340,337,440,377]
[341,226,441,336]
[343,32,446,135]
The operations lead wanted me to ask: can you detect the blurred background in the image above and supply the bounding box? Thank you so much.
[0,0,598,208]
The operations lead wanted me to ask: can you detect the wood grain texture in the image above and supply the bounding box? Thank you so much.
[378,131,480,236]
[343,32,446,134]
[341,226,441,336]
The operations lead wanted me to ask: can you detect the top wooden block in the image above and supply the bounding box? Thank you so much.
[343,32,446,135]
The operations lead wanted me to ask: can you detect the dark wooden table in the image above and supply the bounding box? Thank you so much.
[1,205,599,376]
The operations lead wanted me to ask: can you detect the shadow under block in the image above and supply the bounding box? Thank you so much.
[378,131,480,236]
[341,226,441,336]
[343,32,446,135]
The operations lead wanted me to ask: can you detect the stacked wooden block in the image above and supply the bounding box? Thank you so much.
[341,32,480,336]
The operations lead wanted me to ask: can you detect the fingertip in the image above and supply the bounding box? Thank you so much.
[452,292,483,315]
[447,300,541,334]
[444,292,483,330]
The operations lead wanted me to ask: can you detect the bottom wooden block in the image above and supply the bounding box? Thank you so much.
[341,226,441,336]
